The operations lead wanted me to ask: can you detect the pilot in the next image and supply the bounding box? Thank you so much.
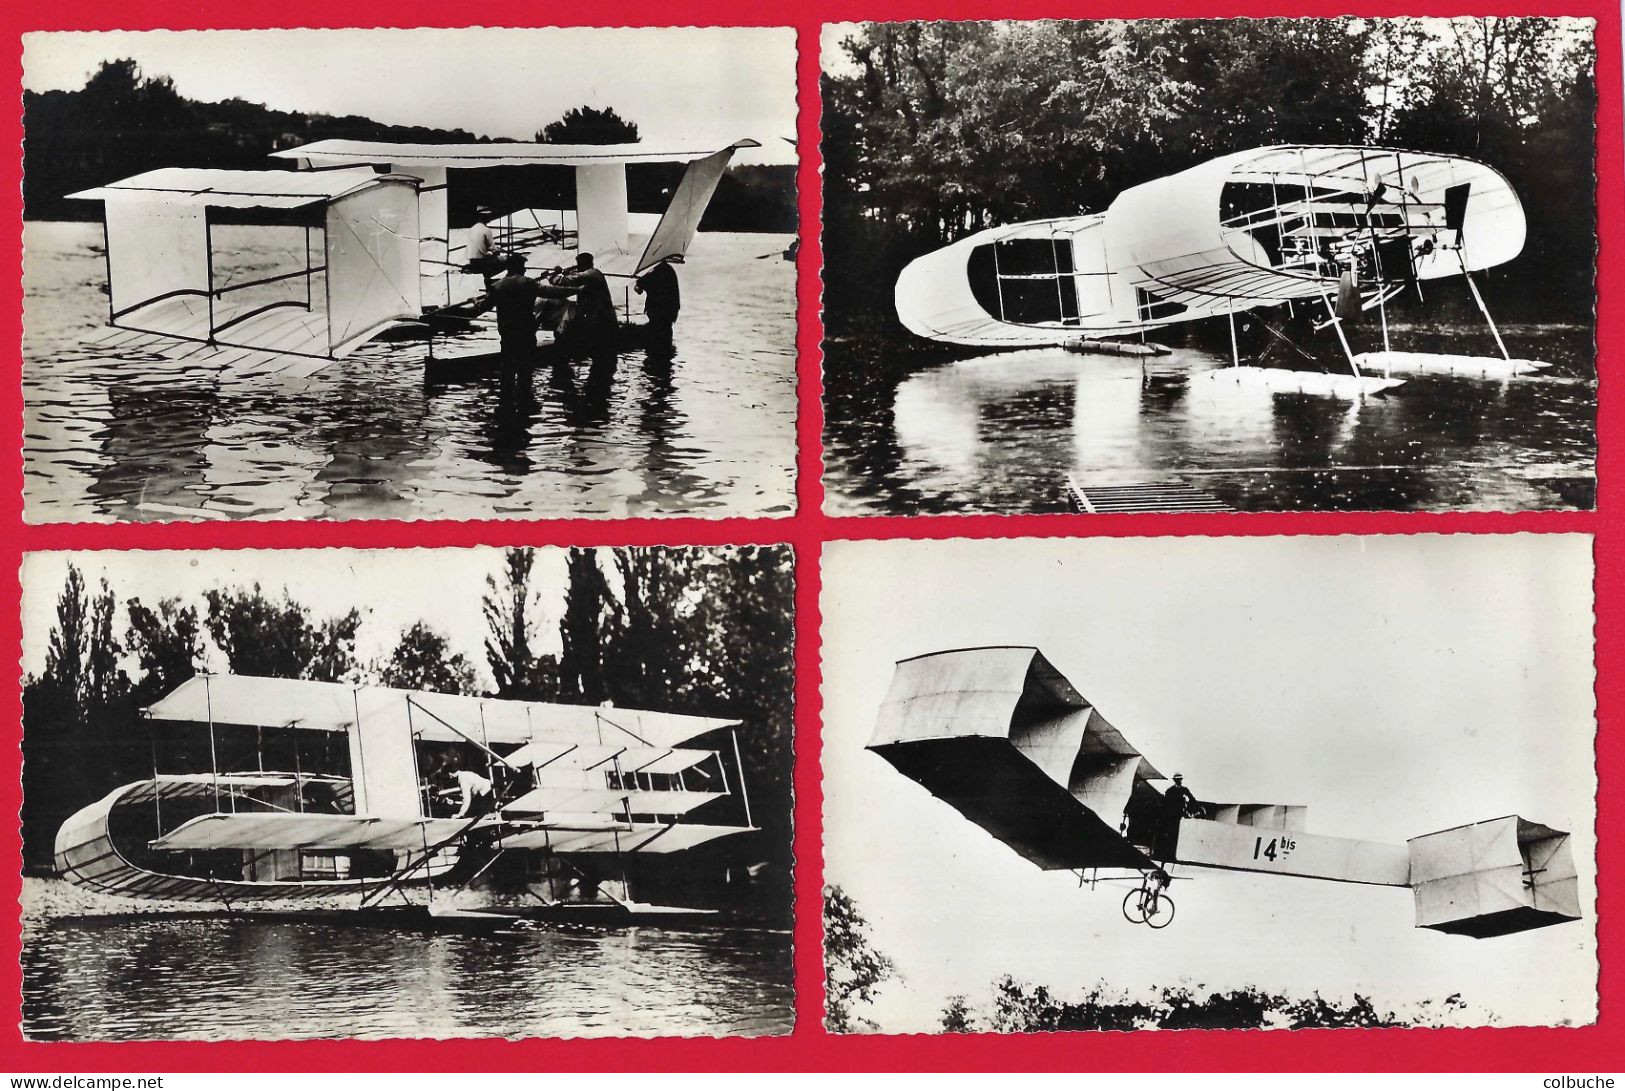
[464,204,505,285]
[1155,773,1204,860]
[446,759,496,820]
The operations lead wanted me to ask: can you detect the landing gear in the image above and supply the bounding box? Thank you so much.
[1122,870,1176,929]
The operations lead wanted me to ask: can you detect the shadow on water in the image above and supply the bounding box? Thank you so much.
[22,915,793,1041]
[824,315,1596,515]
[23,222,797,522]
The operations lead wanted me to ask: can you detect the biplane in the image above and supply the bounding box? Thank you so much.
[895,145,1552,396]
[55,675,759,926]
[69,138,759,379]
[869,647,1581,937]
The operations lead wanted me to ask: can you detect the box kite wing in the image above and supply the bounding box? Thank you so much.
[271,138,762,298]
[869,646,1160,871]
[68,168,424,378]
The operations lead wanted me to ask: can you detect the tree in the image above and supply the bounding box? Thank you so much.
[538,106,640,144]
[203,584,361,681]
[482,548,560,700]
[558,548,610,702]
[939,995,976,1032]
[945,977,1477,1031]
[824,885,896,1032]
[124,596,203,705]
[21,566,135,870]
[379,621,478,694]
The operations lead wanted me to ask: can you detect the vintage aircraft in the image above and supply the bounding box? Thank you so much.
[869,647,1581,936]
[895,145,1550,396]
[69,138,758,379]
[55,674,758,927]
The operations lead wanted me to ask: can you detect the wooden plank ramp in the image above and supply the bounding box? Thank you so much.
[1067,476,1232,514]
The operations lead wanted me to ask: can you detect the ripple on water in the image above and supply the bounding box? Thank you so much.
[22,917,794,1040]
[23,222,797,523]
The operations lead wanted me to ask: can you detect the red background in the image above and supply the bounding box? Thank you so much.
[0,0,1617,1071]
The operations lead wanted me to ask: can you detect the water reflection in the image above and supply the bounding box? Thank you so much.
[24,222,797,522]
[827,320,1595,514]
[22,916,793,1040]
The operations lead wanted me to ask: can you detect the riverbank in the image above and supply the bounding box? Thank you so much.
[20,876,368,924]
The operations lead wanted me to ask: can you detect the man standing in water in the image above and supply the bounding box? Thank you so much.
[544,252,620,366]
[635,256,682,352]
[471,252,543,380]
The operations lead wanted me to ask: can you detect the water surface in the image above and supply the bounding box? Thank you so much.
[24,222,797,522]
[824,319,1595,515]
[22,915,793,1040]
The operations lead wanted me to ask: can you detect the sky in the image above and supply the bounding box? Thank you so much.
[21,547,572,691]
[822,533,1596,1031]
[23,28,797,165]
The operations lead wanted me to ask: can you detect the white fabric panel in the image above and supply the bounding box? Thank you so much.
[575,163,630,261]
[636,145,737,272]
[1069,755,1140,823]
[272,139,759,168]
[1012,708,1093,786]
[414,166,450,309]
[350,696,423,818]
[325,180,421,354]
[71,167,383,205]
[1177,818,1411,886]
[145,675,736,747]
[873,646,1040,747]
[149,813,476,851]
[105,197,210,320]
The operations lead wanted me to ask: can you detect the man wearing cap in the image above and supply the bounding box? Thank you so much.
[542,252,619,365]
[1155,773,1204,861]
[471,252,543,376]
[464,205,505,285]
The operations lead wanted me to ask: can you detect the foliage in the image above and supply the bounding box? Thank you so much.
[538,106,640,144]
[941,975,1475,1031]
[379,621,477,695]
[825,885,897,1032]
[482,548,561,701]
[551,545,797,911]
[203,585,361,681]
[21,567,136,871]
[23,59,491,221]
[822,16,1597,349]
[124,596,204,705]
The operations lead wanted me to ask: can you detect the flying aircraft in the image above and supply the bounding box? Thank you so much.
[55,674,759,928]
[68,138,759,379]
[894,145,1551,396]
[868,647,1581,936]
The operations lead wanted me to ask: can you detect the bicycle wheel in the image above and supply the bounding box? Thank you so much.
[1145,892,1176,929]
[1122,888,1150,924]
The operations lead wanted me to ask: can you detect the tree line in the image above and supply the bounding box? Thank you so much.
[822,17,1596,350]
[24,59,795,231]
[823,884,1480,1031]
[20,546,794,917]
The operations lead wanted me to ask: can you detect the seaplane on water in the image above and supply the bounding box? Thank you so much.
[870,647,1581,936]
[55,675,760,929]
[895,145,1549,397]
[68,137,759,380]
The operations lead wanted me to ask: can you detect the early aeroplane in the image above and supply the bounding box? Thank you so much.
[894,145,1551,396]
[55,674,759,927]
[68,137,759,379]
[868,647,1581,936]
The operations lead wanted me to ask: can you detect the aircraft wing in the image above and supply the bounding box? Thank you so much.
[869,646,1161,871]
